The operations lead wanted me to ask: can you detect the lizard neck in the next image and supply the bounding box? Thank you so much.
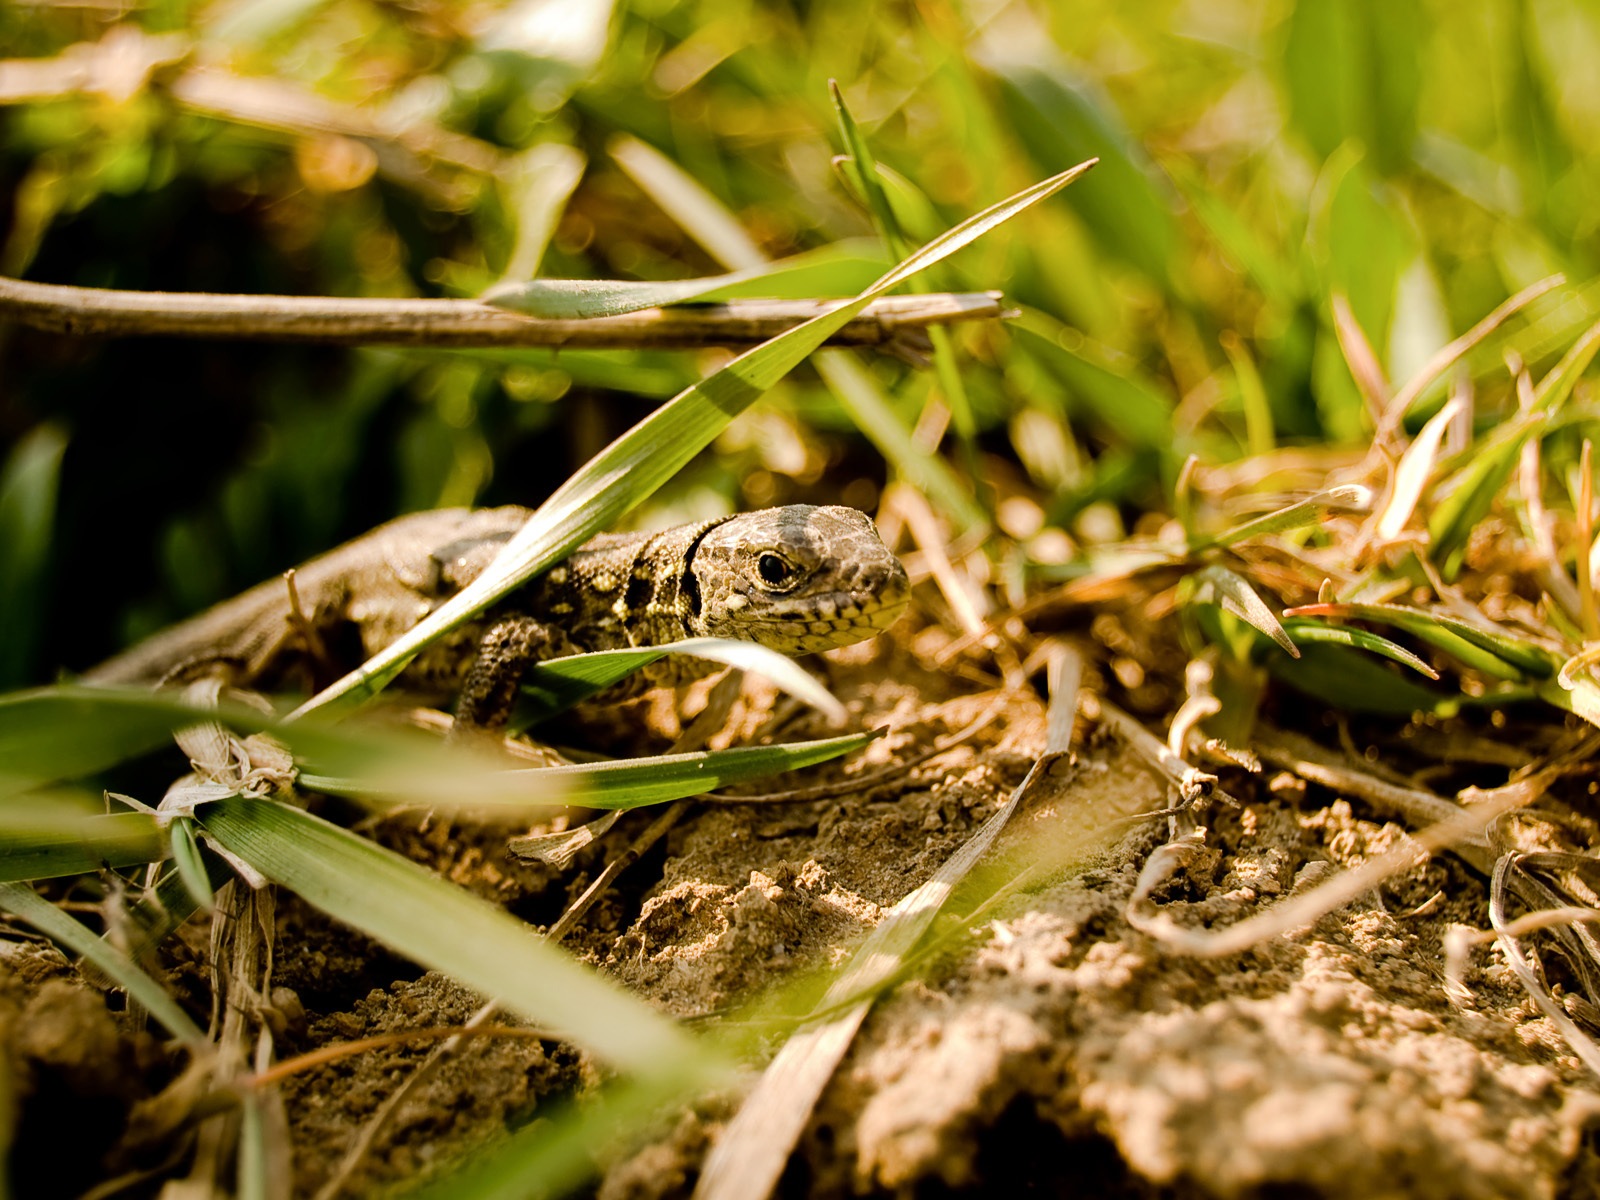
[524,515,736,651]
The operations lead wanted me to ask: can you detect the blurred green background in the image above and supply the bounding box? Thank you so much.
[1,0,1595,686]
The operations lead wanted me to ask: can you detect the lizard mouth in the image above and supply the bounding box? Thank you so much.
[735,574,911,654]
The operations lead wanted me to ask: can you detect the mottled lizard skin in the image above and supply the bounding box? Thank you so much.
[84,505,910,726]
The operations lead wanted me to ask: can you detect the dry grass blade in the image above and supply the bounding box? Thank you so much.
[1372,396,1463,543]
[1582,440,1599,639]
[1378,274,1566,440]
[1520,414,1583,630]
[888,482,990,638]
[692,650,1082,1200]
[1253,725,1491,870]
[1128,765,1560,956]
[1330,293,1391,427]
[1092,694,1229,809]
[1487,856,1600,1078]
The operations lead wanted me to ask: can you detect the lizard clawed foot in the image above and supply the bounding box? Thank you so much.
[448,615,549,739]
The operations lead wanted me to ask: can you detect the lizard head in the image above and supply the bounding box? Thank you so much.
[686,505,910,654]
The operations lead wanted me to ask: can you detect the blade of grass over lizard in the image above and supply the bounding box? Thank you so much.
[292,161,1096,719]
[481,241,886,319]
[514,637,847,726]
[0,686,253,791]
[198,796,705,1074]
[612,126,986,533]
[300,729,879,811]
[0,882,203,1044]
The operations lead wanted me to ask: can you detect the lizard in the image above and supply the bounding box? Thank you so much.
[82,504,911,728]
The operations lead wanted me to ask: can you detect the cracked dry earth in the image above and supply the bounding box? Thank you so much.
[8,628,1600,1199]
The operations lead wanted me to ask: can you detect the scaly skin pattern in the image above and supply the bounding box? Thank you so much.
[83,505,910,720]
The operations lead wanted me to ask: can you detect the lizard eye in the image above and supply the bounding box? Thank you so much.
[758,552,798,588]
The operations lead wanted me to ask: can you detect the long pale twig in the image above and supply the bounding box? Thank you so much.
[1252,724,1493,873]
[1128,766,1561,958]
[0,274,1003,351]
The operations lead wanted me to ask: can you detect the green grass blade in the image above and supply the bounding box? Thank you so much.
[1282,0,1420,176]
[1427,413,1544,577]
[830,83,908,259]
[989,63,1181,293]
[1010,314,1173,452]
[1280,620,1440,678]
[291,160,1096,719]
[1187,565,1297,657]
[302,729,879,811]
[1267,643,1457,717]
[198,797,704,1073]
[0,687,201,791]
[1286,602,1559,680]
[515,637,846,725]
[829,84,981,457]
[1220,332,1276,457]
[406,1072,718,1200]
[0,425,66,689]
[0,882,203,1043]
[168,816,215,912]
[1532,317,1600,412]
[0,686,556,804]
[0,808,163,880]
[1429,319,1600,576]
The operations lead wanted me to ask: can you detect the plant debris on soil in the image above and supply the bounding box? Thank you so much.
[10,598,1600,1199]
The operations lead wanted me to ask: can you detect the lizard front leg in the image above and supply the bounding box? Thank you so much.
[453,615,550,732]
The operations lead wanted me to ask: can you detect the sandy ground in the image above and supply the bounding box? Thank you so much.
[6,625,1600,1198]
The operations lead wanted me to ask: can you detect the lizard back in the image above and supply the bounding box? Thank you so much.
[82,504,910,705]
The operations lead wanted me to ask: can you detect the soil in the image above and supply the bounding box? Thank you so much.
[7,622,1600,1198]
